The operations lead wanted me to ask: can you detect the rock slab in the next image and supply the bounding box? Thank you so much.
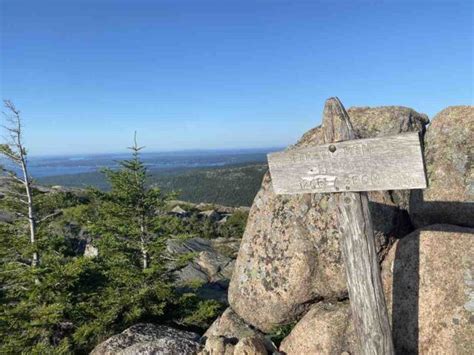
[167,237,238,304]
[233,336,267,355]
[279,302,356,355]
[90,323,201,355]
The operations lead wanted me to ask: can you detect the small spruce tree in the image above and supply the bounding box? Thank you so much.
[98,132,172,269]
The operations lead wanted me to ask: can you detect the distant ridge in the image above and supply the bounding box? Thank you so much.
[38,162,268,207]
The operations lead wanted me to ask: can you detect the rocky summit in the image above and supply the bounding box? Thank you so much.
[91,104,473,355]
[227,104,429,332]
[198,103,473,355]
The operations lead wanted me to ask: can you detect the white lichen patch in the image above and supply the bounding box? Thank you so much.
[463,267,474,313]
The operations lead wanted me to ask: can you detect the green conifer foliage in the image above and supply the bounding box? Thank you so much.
[95,133,174,270]
[0,133,227,353]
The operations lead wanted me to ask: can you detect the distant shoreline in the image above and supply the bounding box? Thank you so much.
[28,147,283,160]
[4,148,279,179]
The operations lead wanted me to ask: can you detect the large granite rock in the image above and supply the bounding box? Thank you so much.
[381,224,474,354]
[410,106,473,228]
[90,323,201,355]
[228,102,428,332]
[279,302,356,355]
[296,105,428,149]
[347,106,429,138]
[279,224,474,354]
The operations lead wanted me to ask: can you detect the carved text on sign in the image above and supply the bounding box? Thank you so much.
[267,133,427,194]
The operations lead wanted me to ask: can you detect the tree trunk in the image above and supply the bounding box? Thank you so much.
[142,247,148,270]
[20,156,38,267]
[140,223,148,270]
[323,97,394,355]
[3,100,39,268]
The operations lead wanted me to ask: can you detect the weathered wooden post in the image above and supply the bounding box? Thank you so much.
[267,97,427,355]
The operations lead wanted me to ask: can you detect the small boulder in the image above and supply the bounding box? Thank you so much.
[90,323,201,355]
[204,308,262,342]
[203,308,275,353]
[234,336,267,355]
[199,336,235,355]
[279,302,356,355]
[410,106,474,228]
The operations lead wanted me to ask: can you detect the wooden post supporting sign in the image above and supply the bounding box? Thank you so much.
[268,98,427,355]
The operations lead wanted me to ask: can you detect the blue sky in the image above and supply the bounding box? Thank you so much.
[1,0,472,155]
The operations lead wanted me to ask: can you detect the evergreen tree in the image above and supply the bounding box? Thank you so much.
[96,132,174,269]
[67,134,178,348]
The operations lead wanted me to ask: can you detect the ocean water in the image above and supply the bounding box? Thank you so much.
[14,148,278,178]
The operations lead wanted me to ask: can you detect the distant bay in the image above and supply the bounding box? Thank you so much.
[19,148,279,178]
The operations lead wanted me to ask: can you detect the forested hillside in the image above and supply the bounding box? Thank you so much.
[38,163,268,206]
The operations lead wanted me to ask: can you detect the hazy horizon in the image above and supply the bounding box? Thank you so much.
[27,145,282,159]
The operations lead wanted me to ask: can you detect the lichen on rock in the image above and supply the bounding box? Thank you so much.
[410,105,474,228]
[228,104,428,332]
[381,224,474,354]
[90,323,201,355]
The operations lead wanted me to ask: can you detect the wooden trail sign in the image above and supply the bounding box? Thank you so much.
[268,133,426,194]
[268,98,427,355]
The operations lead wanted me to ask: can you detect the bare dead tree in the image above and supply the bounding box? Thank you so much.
[1,100,38,267]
